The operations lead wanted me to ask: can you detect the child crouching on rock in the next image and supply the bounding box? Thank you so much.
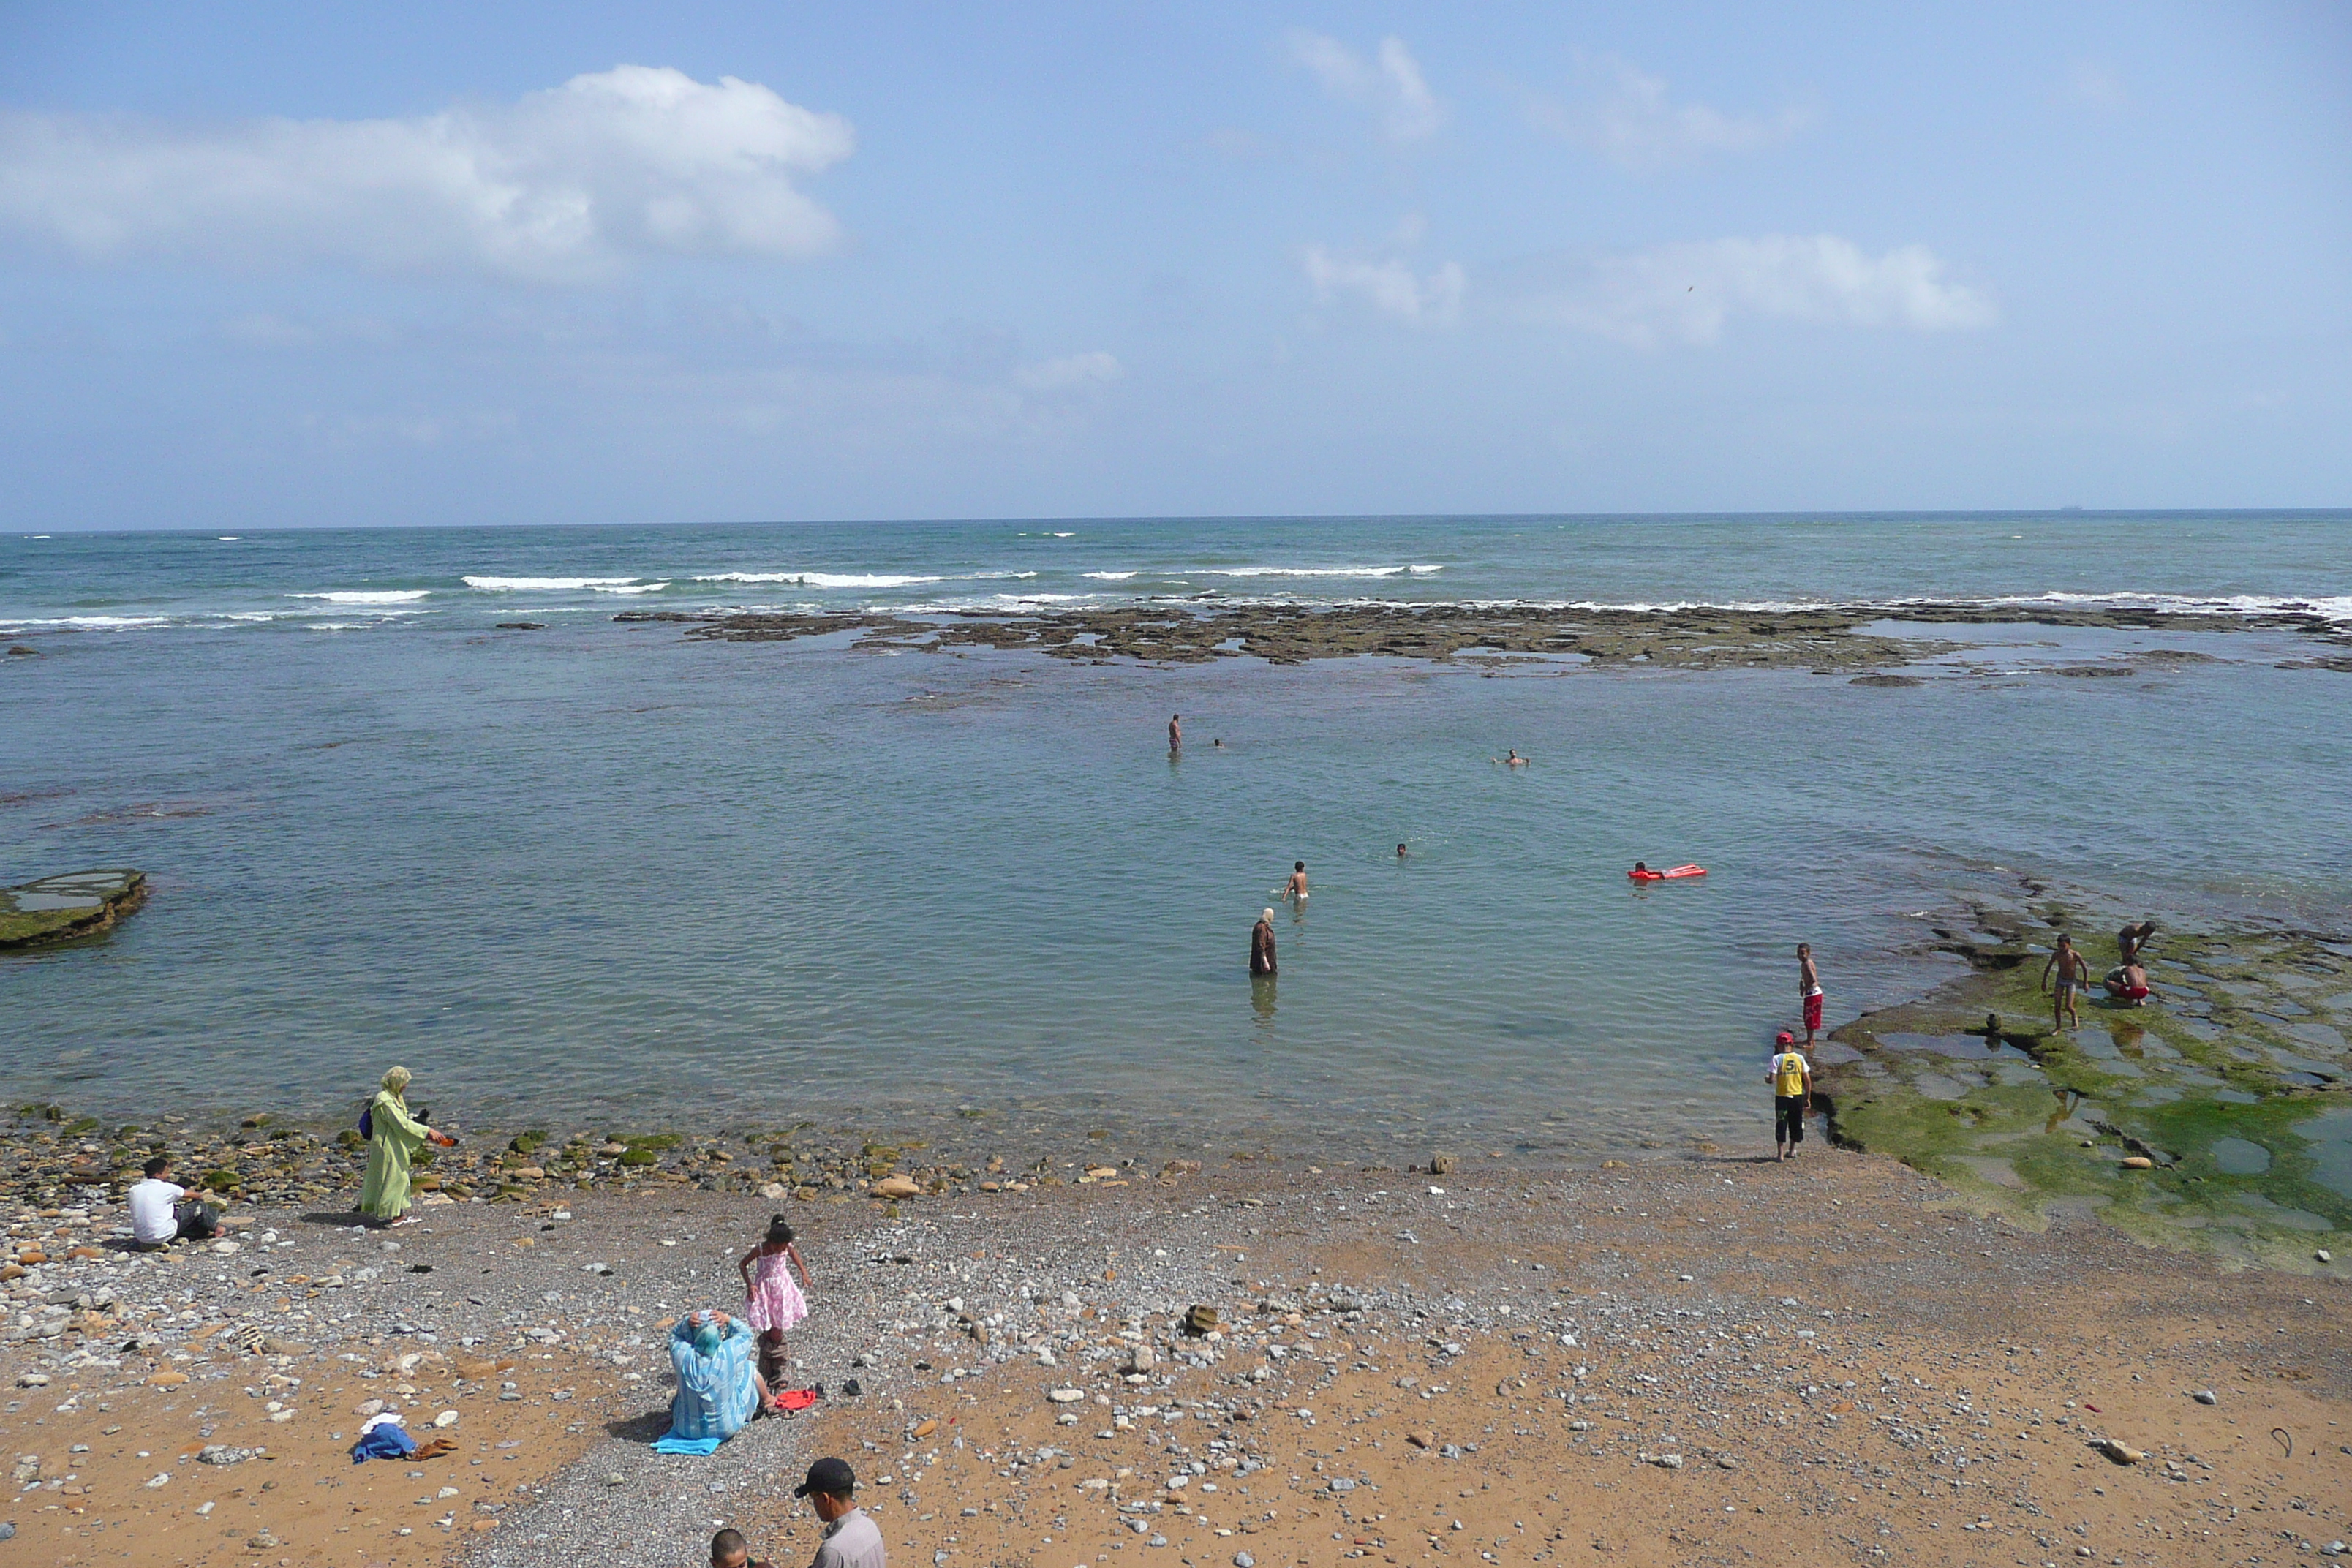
[739,1214,812,1387]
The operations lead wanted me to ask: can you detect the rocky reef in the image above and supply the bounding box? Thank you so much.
[614,599,2351,669]
[0,869,146,949]
[1821,884,2351,1273]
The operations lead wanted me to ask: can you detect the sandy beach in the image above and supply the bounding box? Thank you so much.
[6,1142,2347,1568]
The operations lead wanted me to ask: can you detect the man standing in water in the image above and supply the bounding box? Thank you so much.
[1251,908,1278,975]
[2043,933,2089,1030]
[1168,714,1181,750]
[1284,861,1308,903]
[1768,1030,1812,1161]
[1797,943,1823,1047]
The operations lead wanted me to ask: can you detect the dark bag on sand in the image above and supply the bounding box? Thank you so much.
[179,1201,219,1240]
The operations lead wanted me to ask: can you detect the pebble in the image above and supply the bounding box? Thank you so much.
[2319,1250,2334,1264]
[1233,1554,1255,1568]
[2193,1389,2217,1405]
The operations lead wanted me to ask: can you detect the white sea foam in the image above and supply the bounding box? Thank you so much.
[464,576,642,592]
[1083,570,1139,581]
[1977,589,2352,623]
[593,581,670,595]
[693,571,946,588]
[217,535,241,541]
[287,589,432,605]
[1,614,173,629]
[1201,564,1442,578]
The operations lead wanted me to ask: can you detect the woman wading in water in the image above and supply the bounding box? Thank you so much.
[360,1066,456,1227]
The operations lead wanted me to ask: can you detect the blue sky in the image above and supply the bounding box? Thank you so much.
[2,1,2347,528]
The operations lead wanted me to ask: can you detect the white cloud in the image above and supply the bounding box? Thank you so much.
[0,65,853,282]
[1529,56,1808,172]
[1012,351,1123,393]
[2064,61,2130,112]
[1521,234,1995,347]
[1286,31,1444,143]
[1303,247,1465,328]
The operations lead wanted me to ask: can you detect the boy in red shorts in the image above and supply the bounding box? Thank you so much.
[1798,943,1823,1045]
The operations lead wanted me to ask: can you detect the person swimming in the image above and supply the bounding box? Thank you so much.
[1283,862,1308,902]
[1396,842,1408,859]
[1496,749,1529,767]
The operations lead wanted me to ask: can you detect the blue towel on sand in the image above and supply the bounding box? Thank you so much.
[351,1423,417,1463]
[652,1433,725,1456]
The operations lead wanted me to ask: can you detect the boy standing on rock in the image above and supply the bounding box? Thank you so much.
[1768,1030,1812,1162]
[2042,933,2089,1030]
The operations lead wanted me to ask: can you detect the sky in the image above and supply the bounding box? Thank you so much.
[1,1,2348,529]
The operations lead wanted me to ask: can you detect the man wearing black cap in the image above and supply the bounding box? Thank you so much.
[795,1458,885,1568]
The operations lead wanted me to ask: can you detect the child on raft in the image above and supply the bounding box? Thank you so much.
[737,1214,813,1386]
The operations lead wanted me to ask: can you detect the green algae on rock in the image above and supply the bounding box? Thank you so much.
[614,598,2351,670]
[1820,894,2351,1273]
[0,869,147,948]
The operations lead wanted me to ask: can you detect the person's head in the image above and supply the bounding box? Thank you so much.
[1774,1030,1795,1049]
[1294,861,1305,872]
[2136,920,2157,938]
[2057,932,2073,949]
[143,1154,171,1180]
[1396,843,1406,856]
[1259,908,1274,925]
[381,1065,412,1096]
[711,1529,751,1568]
[764,1215,795,1247]
[1797,943,1811,958]
[1634,862,1648,872]
[795,1457,856,1520]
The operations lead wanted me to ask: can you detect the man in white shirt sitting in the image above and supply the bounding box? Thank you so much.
[129,1155,217,1249]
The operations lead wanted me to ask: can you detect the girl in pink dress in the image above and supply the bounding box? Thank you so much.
[737,1215,811,1387]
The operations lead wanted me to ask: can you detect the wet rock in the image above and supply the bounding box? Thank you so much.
[0,868,148,949]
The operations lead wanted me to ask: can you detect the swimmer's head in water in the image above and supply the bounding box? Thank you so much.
[1635,861,1648,872]
[1397,843,1407,855]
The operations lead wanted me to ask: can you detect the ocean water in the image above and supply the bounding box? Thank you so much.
[4,512,2348,1158]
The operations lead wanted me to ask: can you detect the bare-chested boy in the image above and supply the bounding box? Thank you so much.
[2042,933,2089,1029]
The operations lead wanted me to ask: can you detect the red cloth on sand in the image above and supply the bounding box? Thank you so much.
[774,1388,819,1412]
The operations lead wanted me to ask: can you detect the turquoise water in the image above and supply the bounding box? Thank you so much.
[3,513,2348,1156]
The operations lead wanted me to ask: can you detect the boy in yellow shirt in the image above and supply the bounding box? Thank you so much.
[1768,1029,1812,1161]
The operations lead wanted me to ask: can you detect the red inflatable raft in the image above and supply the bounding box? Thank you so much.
[1629,864,1707,881]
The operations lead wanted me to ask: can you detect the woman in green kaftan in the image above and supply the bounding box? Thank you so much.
[360,1066,455,1226]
